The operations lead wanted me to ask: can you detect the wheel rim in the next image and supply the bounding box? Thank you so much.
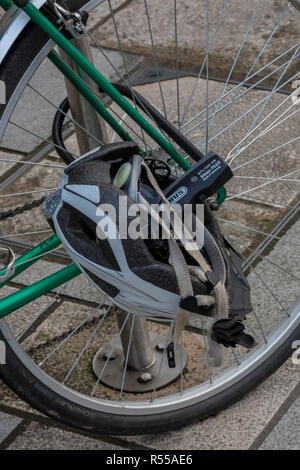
[1,299,299,414]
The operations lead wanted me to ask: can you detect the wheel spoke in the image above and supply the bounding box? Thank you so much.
[0,155,64,169]
[119,313,135,400]
[150,320,175,402]
[218,217,300,248]
[233,237,300,283]
[205,0,210,155]
[0,188,57,198]
[181,47,300,134]
[232,137,300,172]
[17,282,69,343]
[143,0,168,120]
[62,304,112,385]
[179,0,230,126]
[199,0,263,151]
[7,122,77,163]
[91,311,130,396]
[227,89,300,163]
[39,302,106,367]
[227,168,300,201]
[0,127,73,191]
[28,84,104,146]
[84,29,171,149]
[202,2,293,152]
[232,43,300,157]
[183,67,300,145]
[0,230,53,239]
[106,0,149,151]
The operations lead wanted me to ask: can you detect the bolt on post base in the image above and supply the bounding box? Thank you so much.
[92,333,187,393]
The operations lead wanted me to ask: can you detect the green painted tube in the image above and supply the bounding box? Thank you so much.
[6,0,190,171]
[0,0,11,10]
[215,186,227,206]
[0,263,81,319]
[0,233,62,289]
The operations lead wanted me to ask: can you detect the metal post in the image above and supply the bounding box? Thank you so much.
[59,36,108,153]
[117,312,155,371]
[60,37,155,372]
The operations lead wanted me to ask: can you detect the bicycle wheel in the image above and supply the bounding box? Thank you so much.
[0,0,299,435]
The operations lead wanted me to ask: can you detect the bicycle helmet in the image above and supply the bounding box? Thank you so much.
[42,142,253,354]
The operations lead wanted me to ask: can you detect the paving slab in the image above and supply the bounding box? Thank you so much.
[0,151,22,176]
[11,258,104,302]
[259,395,300,450]
[7,420,125,450]
[118,360,299,450]
[0,378,44,415]
[94,0,300,86]
[87,0,134,31]
[241,218,300,340]
[0,410,22,443]
[1,284,107,346]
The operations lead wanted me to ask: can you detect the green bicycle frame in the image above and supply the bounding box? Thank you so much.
[0,0,226,319]
[1,0,191,171]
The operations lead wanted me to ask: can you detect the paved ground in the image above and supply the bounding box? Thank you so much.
[0,356,299,449]
[0,0,299,450]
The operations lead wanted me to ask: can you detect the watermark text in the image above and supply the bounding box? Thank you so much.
[291,340,300,365]
[0,80,5,105]
[95,197,205,250]
[291,79,300,105]
[0,340,6,365]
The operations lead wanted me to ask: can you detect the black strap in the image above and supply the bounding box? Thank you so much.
[212,318,255,349]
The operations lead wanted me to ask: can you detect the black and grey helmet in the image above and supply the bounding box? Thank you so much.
[42,142,251,325]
